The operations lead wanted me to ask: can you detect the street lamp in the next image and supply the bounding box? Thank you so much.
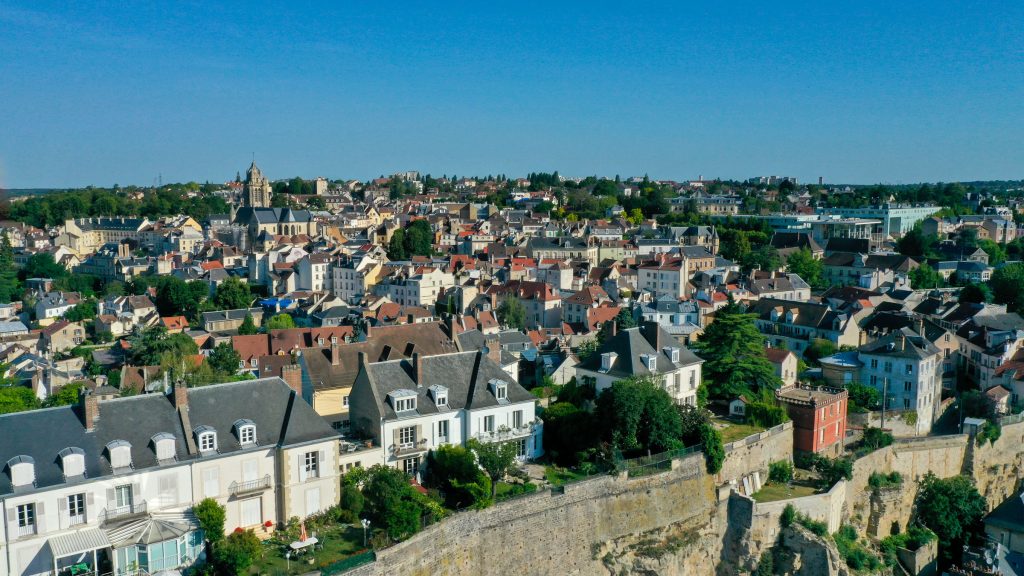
[285,551,291,573]
[361,518,371,547]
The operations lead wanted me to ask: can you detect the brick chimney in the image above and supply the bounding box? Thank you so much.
[412,352,423,387]
[173,382,189,410]
[484,337,502,364]
[330,337,340,366]
[81,389,99,432]
[280,364,302,394]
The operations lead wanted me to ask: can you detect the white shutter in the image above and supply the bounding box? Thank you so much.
[298,453,307,483]
[6,507,17,537]
[86,493,94,522]
[242,459,258,483]
[318,449,327,477]
[35,502,45,533]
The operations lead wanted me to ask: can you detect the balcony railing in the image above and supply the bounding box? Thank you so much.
[17,523,36,537]
[229,475,272,496]
[392,438,428,457]
[101,501,147,523]
[63,512,86,528]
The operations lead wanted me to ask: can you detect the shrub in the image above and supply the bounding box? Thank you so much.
[780,504,796,528]
[747,400,789,428]
[768,460,794,484]
[193,498,226,545]
[699,422,725,474]
[796,513,827,537]
[868,471,903,491]
[213,529,262,575]
[977,419,1001,446]
[834,524,883,571]
[812,455,852,489]
[862,426,894,451]
[340,484,364,517]
[755,549,774,576]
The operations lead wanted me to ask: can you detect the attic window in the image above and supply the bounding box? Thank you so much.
[489,379,509,403]
[429,385,448,407]
[663,347,680,363]
[106,440,133,471]
[58,447,86,479]
[7,455,35,488]
[194,426,217,453]
[387,389,418,413]
[234,419,257,446]
[642,354,657,371]
[151,433,176,462]
[600,352,617,372]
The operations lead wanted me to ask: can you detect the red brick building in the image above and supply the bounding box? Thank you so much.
[777,386,848,456]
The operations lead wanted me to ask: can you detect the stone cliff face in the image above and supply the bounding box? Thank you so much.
[348,420,1024,576]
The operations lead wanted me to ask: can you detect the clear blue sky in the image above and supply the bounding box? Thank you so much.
[1,1,1022,188]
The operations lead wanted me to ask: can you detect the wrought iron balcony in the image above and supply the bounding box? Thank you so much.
[229,475,272,496]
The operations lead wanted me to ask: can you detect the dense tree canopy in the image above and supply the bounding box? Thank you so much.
[915,473,987,565]
[496,298,526,331]
[991,263,1024,313]
[784,247,824,289]
[694,299,782,400]
[129,326,199,366]
[594,375,685,455]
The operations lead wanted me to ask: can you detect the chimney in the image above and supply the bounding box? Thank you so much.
[412,352,423,386]
[174,382,188,410]
[610,320,617,338]
[280,364,302,394]
[640,320,661,350]
[330,338,340,366]
[81,389,99,432]
[484,337,502,364]
[365,324,372,339]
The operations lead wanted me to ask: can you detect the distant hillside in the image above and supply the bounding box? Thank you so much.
[0,188,58,199]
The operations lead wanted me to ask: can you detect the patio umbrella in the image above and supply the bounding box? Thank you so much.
[299,521,308,543]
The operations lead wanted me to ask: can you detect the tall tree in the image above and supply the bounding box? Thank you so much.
[208,342,241,374]
[694,299,782,400]
[784,247,824,288]
[496,298,526,331]
[594,375,684,455]
[467,438,519,498]
[909,263,944,289]
[387,229,407,260]
[237,313,258,335]
[991,263,1024,313]
[213,277,253,310]
[0,232,20,303]
[916,473,987,565]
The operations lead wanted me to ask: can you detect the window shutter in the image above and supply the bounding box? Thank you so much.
[298,454,307,483]
[318,450,327,476]
[35,502,45,532]
[392,428,399,450]
[6,507,17,536]
[57,496,67,525]
[86,493,94,522]
[131,483,141,503]
[415,425,422,445]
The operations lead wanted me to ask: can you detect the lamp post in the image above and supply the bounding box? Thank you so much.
[361,518,371,547]
[285,551,291,573]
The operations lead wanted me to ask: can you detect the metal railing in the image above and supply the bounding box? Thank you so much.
[101,501,147,523]
[63,512,86,527]
[17,523,36,537]
[229,475,272,496]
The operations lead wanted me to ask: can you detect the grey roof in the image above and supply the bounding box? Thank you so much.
[858,327,939,360]
[456,329,533,353]
[201,307,262,323]
[363,351,534,419]
[0,378,337,497]
[576,323,703,377]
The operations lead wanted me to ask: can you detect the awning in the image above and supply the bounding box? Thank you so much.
[48,529,111,559]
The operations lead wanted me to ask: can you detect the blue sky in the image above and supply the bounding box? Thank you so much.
[1,1,1021,188]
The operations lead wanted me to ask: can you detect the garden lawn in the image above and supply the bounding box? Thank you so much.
[751,481,819,503]
[248,525,367,575]
[711,417,766,444]
[544,465,585,486]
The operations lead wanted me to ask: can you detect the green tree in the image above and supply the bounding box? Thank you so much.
[213,277,253,310]
[0,232,21,303]
[208,342,241,374]
[0,386,41,414]
[595,375,684,455]
[213,529,261,574]
[813,456,853,488]
[976,239,1007,266]
[387,229,407,260]
[237,313,257,335]
[991,263,1024,313]
[265,313,295,330]
[909,263,944,289]
[784,247,824,288]
[861,426,893,451]
[699,422,725,473]
[959,283,992,304]
[916,473,987,565]
[845,382,880,412]
[597,308,636,342]
[425,445,492,509]
[404,220,434,256]
[64,300,97,322]
[496,298,526,330]
[362,464,430,540]
[193,498,227,545]
[129,326,199,366]
[742,245,781,273]
[23,253,67,280]
[467,438,518,499]
[540,402,598,466]
[44,382,87,407]
[694,299,782,400]
[802,338,837,366]
[340,484,364,517]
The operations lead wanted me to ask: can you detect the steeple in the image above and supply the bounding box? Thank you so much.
[242,160,272,208]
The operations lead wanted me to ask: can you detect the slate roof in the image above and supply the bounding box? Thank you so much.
[576,323,703,378]
[362,351,534,419]
[0,378,337,497]
[858,327,939,360]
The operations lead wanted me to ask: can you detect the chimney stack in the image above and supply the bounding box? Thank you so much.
[82,389,99,432]
[484,337,502,364]
[174,382,188,410]
[280,364,302,394]
[412,352,423,387]
[610,320,617,338]
[330,337,340,366]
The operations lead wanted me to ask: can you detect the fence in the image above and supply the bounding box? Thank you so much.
[619,445,702,478]
[723,422,790,452]
[997,412,1024,426]
[319,550,376,576]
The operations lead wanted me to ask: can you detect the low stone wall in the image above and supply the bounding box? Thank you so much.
[753,479,847,534]
[719,421,794,496]
[848,410,923,437]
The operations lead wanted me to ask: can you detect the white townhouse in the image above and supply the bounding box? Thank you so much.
[0,378,339,576]
[574,322,705,406]
[347,350,542,477]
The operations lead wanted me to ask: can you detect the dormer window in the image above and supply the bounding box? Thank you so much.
[489,379,509,403]
[58,447,86,479]
[387,389,418,413]
[234,419,257,446]
[663,347,680,363]
[600,352,617,372]
[428,385,448,407]
[106,440,132,471]
[194,426,217,453]
[7,455,35,488]
[641,354,657,371]
[151,433,177,462]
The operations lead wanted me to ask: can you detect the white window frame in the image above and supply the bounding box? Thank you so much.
[198,432,217,452]
[17,503,35,528]
[67,493,86,522]
[398,426,416,449]
[483,415,495,433]
[303,451,320,479]
[239,425,256,446]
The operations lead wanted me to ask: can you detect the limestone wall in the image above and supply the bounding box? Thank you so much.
[971,418,1024,509]
[719,421,795,495]
[754,479,848,534]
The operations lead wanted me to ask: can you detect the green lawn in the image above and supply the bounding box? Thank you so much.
[751,481,819,503]
[712,418,766,444]
[248,525,368,575]
[544,465,585,486]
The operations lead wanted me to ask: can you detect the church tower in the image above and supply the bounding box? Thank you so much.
[243,161,272,208]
